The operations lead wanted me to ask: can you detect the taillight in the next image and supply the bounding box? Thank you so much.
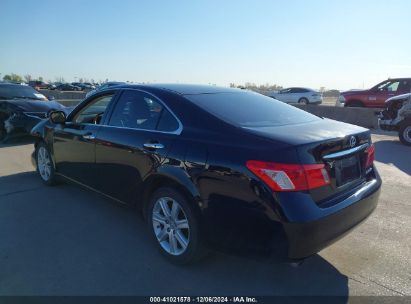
[246,160,330,192]
[365,144,375,168]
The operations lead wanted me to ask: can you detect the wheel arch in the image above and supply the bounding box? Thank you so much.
[140,166,203,221]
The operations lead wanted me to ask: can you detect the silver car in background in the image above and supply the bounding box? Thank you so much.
[269,87,322,104]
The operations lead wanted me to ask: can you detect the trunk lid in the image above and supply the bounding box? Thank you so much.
[244,118,372,204]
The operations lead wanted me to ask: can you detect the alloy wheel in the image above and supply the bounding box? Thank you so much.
[152,197,190,256]
[37,146,52,181]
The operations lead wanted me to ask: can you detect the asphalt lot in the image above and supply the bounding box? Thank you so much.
[0,131,410,297]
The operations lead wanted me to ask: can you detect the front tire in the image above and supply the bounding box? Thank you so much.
[147,187,206,264]
[35,142,58,185]
[298,98,309,105]
[399,122,411,146]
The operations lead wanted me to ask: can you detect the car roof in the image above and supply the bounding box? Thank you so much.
[387,78,411,81]
[114,83,241,95]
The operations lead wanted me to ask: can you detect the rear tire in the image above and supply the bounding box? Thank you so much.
[398,122,411,146]
[298,98,309,105]
[147,187,207,265]
[35,142,58,185]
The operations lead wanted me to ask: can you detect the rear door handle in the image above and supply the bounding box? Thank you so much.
[143,143,164,149]
[83,134,95,140]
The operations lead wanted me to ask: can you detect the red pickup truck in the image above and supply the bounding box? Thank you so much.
[337,78,411,108]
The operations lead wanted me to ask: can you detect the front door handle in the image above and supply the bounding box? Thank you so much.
[83,134,95,140]
[143,143,164,149]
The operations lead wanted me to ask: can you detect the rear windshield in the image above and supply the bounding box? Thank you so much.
[186,91,320,127]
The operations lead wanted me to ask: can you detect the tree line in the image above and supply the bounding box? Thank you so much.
[1,73,100,84]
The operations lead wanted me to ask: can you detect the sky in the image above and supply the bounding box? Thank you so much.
[0,0,410,90]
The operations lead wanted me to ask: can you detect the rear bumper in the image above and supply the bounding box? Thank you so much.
[283,175,381,259]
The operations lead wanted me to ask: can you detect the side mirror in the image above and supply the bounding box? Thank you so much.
[50,111,66,124]
[48,95,55,101]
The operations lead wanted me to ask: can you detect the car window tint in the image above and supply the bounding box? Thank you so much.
[378,81,400,92]
[386,82,400,92]
[400,80,411,92]
[109,91,162,131]
[73,94,113,124]
[187,91,320,127]
[157,108,179,132]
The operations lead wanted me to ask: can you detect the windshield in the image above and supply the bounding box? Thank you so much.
[186,91,320,127]
[0,84,46,100]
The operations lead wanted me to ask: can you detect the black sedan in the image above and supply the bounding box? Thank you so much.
[0,83,69,142]
[31,84,381,264]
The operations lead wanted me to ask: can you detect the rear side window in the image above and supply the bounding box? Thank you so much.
[400,80,411,92]
[109,90,179,132]
[186,91,320,128]
[157,109,180,132]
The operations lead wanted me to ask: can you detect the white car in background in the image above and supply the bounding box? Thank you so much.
[269,87,322,104]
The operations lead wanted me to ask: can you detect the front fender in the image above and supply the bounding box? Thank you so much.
[30,119,48,139]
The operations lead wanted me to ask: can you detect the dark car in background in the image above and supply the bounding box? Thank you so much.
[31,84,381,264]
[0,83,68,142]
[336,78,411,108]
[55,83,82,91]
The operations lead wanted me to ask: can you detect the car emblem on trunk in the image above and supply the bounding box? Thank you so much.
[349,136,357,148]
[327,161,335,169]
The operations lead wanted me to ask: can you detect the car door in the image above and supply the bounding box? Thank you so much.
[94,89,181,204]
[52,92,118,188]
[370,80,401,107]
[276,88,291,103]
[287,88,301,103]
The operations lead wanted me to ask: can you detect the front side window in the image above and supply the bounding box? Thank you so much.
[280,88,291,94]
[73,94,114,124]
[386,81,400,92]
[377,81,400,92]
[109,90,179,132]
